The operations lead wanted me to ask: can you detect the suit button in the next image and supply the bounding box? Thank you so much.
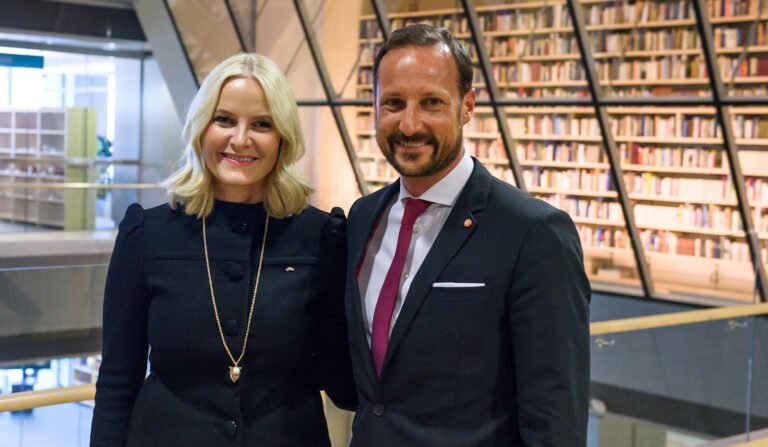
[223,318,239,336]
[373,403,385,416]
[220,420,237,437]
[226,262,244,281]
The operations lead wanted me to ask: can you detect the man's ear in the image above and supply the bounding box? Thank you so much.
[461,88,476,125]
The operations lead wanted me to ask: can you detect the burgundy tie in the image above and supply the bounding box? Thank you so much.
[371,198,432,376]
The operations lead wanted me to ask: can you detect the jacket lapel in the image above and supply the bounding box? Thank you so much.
[349,181,400,385]
[381,161,492,374]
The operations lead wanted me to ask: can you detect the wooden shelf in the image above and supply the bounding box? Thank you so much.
[354,3,768,302]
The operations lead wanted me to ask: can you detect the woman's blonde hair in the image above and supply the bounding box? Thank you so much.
[163,53,311,218]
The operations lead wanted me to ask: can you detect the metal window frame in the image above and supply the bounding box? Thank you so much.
[162,0,768,303]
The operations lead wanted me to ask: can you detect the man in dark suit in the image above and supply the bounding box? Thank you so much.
[345,24,591,446]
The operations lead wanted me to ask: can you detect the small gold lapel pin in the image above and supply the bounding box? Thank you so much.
[463,219,473,228]
[285,266,295,272]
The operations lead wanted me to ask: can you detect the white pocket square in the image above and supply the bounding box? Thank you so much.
[432,282,485,288]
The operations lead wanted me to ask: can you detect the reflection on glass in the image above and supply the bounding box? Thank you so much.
[609,106,757,302]
[167,0,242,83]
[475,0,590,100]
[733,106,768,292]
[590,317,759,443]
[253,0,325,100]
[505,106,641,292]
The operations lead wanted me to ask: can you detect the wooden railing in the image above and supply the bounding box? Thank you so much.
[1,302,768,428]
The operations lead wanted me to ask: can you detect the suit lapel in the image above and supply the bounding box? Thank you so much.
[382,161,492,374]
[349,181,400,385]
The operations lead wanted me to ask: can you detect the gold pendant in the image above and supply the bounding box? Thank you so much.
[229,366,242,383]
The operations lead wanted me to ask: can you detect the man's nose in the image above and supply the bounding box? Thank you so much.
[398,105,423,136]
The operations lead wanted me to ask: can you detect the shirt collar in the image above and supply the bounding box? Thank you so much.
[398,149,473,207]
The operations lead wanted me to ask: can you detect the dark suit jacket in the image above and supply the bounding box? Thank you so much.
[346,159,591,446]
[91,201,355,447]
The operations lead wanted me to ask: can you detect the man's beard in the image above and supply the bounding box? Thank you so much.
[382,129,463,178]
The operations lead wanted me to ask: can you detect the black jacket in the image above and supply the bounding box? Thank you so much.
[346,159,591,446]
[91,200,355,447]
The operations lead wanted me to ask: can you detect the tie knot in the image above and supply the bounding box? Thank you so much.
[401,198,431,227]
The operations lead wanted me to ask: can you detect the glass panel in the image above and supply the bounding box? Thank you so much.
[299,0,381,100]
[578,0,713,99]
[254,0,326,100]
[748,314,768,438]
[717,0,768,97]
[0,360,94,447]
[476,0,592,100]
[509,106,641,293]
[590,311,757,444]
[609,106,755,302]
[732,106,768,295]
[167,0,243,83]
[227,0,258,52]
[299,106,362,210]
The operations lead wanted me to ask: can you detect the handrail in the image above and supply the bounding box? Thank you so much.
[590,302,768,335]
[0,384,94,413]
[1,302,768,413]
[0,182,162,189]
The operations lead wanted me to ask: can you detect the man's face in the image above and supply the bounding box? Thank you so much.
[374,44,475,182]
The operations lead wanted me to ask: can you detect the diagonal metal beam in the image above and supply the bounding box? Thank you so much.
[565,0,654,298]
[370,0,391,41]
[292,0,368,195]
[460,0,526,192]
[691,0,767,302]
[224,0,247,53]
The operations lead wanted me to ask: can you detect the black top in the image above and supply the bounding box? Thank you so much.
[91,201,356,447]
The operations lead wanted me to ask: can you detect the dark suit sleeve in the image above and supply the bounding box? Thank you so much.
[315,207,358,411]
[507,209,591,446]
[91,203,150,447]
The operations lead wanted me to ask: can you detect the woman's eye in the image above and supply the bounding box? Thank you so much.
[213,115,232,124]
[254,120,273,129]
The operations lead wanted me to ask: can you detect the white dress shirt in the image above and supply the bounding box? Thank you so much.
[357,150,474,345]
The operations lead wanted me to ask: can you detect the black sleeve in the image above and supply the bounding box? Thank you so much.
[90,203,150,447]
[314,206,358,411]
[507,209,591,447]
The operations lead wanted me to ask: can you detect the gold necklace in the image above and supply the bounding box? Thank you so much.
[203,213,269,384]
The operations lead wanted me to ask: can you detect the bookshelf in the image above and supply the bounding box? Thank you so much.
[0,108,97,230]
[353,0,768,302]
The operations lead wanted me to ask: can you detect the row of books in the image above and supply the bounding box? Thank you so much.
[508,115,599,136]
[542,195,623,220]
[717,55,768,78]
[601,56,708,81]
[466,139,507,161]
[489,36,577,59]
[624,172,729,198]
[524,167,614,191]
[635,203,746,230]
[587,0,693,25]
[578,226,630,249]
[516,142,605,164]
[490,61,587,83]
[590,28,700,53]
[639,230,760,260]
[622,144,724,168]
[359,134,763,176]
[468,114,768,137]
[478,6,571,32]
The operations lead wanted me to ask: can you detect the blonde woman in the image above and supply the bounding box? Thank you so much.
[91,53,355,447]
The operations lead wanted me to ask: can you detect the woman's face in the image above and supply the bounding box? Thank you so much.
[201,76,280,203]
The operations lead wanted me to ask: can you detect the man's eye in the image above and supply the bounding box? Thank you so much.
[425,98,442,106]
[383,99,402,107]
